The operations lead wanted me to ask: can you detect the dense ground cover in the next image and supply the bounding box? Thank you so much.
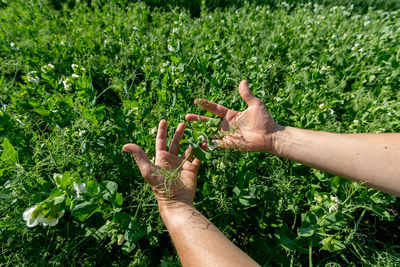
[1,0,399,266]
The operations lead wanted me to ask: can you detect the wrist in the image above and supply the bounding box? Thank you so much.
[269,124,287,156]
[157,200,195,229]
[157,199,193,216]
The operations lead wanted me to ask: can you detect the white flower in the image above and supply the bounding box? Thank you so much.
[328,108,335,115]
[219,162,226,170]
[27,71,39,85]
[73,182,87,198]
[150,127,157,135]
[71,64,79,72]
[314,195,323,203]
[369,75,376,83]
[319,103,325,109]
[23,206,39,227]
[329,203,338,214]
[78,129,86,137]
[41,63,55,74]
[330,195,340,203]
[36,210,65,226]
[10,42,15,48]
[71,74,79,79]
[63,78,71,91]
[351,43,360,51]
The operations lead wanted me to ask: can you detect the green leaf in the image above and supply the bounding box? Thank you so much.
[71,201,99,221]
[122,241,136,254]
[57,172,72,189]
[113,192,124,206]
[372,206,393,221]
[239,197,250,206]
[100,180,118,201]
[233,186,240,196]
[192,147,207,161]
[318,213,341,227]
[187,137,198,149]
[298,226,314,237]
[34,106,51,116]
[86,180,99,196]
[202,182,210,196]
[1,138,18,166]
[320,236,345,251]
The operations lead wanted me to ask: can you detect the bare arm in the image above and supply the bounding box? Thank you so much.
[186,80,400,196]
[123,120,259,266]
[272,127,400,196]
[159,202,259,267]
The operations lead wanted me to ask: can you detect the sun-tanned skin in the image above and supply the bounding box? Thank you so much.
[123,80,399,266]
[186,80,400,196]
[123,120,259,267]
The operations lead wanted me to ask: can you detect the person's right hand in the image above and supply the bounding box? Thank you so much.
[185,80,283,153]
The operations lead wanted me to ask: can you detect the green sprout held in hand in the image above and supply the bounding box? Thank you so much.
[152,152,191,198]
[126,117,222,199]
[123,120,202,206]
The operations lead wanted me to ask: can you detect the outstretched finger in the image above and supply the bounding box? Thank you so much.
[156,120,168,156]
[185,114,212,122]
[169,123,185,155]
[122,144,152,180]
[238,80,263,107]
[195,99,229,118]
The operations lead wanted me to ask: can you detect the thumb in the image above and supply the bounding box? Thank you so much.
[123,144,152,180]
[238,80,263,107]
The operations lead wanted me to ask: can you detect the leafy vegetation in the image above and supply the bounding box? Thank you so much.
[0,0,399,266]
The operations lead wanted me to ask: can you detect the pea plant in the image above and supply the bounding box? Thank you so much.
[1,0,400,266]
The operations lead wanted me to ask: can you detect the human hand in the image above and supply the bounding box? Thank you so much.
[185,80,282,153]
[122,120,201,210]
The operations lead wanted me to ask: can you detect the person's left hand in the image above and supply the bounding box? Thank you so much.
[122,120,201,209]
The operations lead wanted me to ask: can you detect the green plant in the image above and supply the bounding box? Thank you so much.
[1,0,399,266]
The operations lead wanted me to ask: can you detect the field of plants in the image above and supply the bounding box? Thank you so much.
[1,0,399,266]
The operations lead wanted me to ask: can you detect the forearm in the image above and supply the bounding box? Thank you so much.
[159,202,259,267]
[272,126,400,196]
